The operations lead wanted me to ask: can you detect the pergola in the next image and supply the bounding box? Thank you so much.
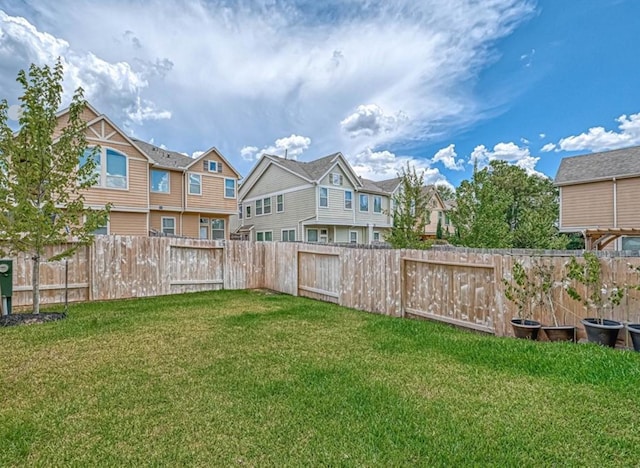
[584,228,640,250]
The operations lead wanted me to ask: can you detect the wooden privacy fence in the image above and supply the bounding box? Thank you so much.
[7,236,640,339]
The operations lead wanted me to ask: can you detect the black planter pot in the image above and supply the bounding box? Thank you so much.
[511,319,541,340]
[542,326,577,343]
[581,318,623,348]
[627,324,640,352]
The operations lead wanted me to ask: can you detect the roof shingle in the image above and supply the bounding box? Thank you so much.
[555,145,640,185]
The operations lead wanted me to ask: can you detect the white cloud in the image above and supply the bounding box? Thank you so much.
[0,1,535,173]
[470,142,543,176]
[431,144,464,170]
[539,133,546,139]
[340,104,408,138]
[554,113,640,152]
[241,134,311,161]
[0,10,171,128]
[520,137,530,145]
[541,142,556,152]
[349,147,450,187]
[192,150,205,159]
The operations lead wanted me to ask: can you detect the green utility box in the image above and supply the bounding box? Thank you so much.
[0,259,13,315]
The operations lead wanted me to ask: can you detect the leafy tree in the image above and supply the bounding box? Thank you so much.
[385,163,430,249]
[0,60,109,313]
[450,160,564,249]
[435,184,455,202]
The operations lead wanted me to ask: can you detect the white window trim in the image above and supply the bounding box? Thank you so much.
[245,205,252,219]
[306,228,319,243]
[150,169,170,194]
[319,187,328,208]
[344,190,353,210]
[262,197,272,215]
[276,194,284,213]
[188,173,202,196]
[373,231,381,242]
[359,194,369,212]
[256,230,273,242]
[83,146,130,191]
[373,196,382,214]
[281,228,296,242]
[211,218,226,240]
[208,160,218,172]
[161,216,176,235]
[349,230,358,244]
[224,178,236,199]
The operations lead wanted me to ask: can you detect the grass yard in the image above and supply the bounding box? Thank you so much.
[1,290,640,466]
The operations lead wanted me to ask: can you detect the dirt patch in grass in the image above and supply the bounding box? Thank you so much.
[0,312,66,327]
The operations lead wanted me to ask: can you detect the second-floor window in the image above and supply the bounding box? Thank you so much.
[319,187,328,207]
[256,199,263,215]
[359,194,369,212]
[224,178,236,198]
[246,205,252,218]
[80,147,128,189]
[263,197,272,214]
[344,190,352,209]
[189,174,202,195]
[150,170,170,193]
[277,194,284,212]
[255,197,271,215]
[373,196,382,213]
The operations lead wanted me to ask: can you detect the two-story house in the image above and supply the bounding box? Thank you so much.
[421,186,453,239]
[55,103,240,239]
[235,153,397,243]
[555,145,640,250]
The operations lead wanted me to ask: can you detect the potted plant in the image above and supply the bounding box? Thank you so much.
[565,252,624,348]
[625,263,640,352]
[504,260,542,340]
[530,259,576,342]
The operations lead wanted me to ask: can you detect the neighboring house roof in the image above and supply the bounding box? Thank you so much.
[132,139,194,169]
[266,153,342,181]
[359,178,390,195]
[555,145,640,185]
[374,177,402,193]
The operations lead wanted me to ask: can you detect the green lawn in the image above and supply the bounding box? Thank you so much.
[1,290,639,466]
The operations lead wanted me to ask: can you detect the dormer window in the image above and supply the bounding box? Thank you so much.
[330,173,343,186]
[204,160,223,173]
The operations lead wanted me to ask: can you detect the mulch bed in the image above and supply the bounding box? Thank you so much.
[0,312,66,327]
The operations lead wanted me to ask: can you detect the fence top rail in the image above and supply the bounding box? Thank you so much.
[402,257,495,269]
[298,249,341,257]
[169,244,224,250]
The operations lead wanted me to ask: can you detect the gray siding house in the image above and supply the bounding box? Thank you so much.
[233,153,400,243]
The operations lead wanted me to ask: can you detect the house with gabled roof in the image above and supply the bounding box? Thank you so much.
[555,145,640,250]
[235,153,398,243]
[54,103,241,239]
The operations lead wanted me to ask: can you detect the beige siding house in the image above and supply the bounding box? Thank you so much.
[235,153,397,243]
[555,145,640,250]
[56,103,241,239]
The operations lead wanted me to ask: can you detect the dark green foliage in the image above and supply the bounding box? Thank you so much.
[450,160,566,249]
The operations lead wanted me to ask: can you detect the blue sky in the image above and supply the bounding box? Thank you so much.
[1,0,639,188]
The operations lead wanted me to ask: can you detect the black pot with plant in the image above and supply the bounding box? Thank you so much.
[504,260,542,340]
[565,252,624,348]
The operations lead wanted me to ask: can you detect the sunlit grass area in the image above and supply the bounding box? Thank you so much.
[1,289,639,466]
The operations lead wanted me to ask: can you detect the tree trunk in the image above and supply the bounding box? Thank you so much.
[32,255,40,314]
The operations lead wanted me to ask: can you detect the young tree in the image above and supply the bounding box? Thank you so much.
[0,60,109,313]
[385,163,430,249]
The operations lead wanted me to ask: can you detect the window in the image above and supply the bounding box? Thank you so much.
[224,178,236,198]
[319,229,328,243]
[373,231,381,242]
[150,170,170,193]
[257,231,272,241]
[344,190,353,209]
[162,217,175,235]
[93,216,109,235]
[282,229,295,242]
[246,205,252,218]
[373,196,382,213]
[307,229,318,242]
[189,173,202,195]
[263,197,272,214]
[238,203,243,220]
[211,219,225,239]
[277,194,284,213]
[622,237,640,250]
[319,187,328,207]
[204,160,223,173]
[80,147,127,189]
[330,173,343,186]
[256,199,263,215]
[359,194,369,212]
[349,231,358,244]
